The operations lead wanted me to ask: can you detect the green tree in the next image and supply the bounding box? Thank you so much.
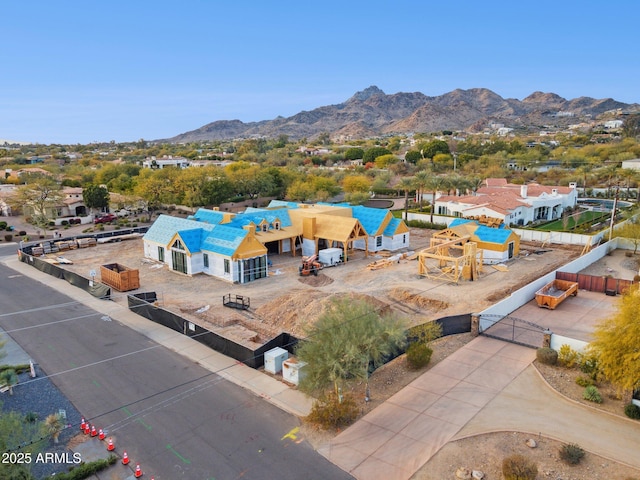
[404,150,422,164]
[0,410,40,479]
[396,176,415,221]
[363,147,391,164]
[11,178,63,235]
[588,287,640,396]
[344,147,364,161]
[83,184,110,213]
[296,297,407,401]
[417,139,450,160]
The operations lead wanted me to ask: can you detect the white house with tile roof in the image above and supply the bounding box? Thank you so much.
[435,178,578,226]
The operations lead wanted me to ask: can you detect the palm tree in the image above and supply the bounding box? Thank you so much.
[427,176,446,223]
[413,171,431,210]
[43,414,64,444]
[396,176,415,221]
[467,176,484,195]
[0,368,18,395]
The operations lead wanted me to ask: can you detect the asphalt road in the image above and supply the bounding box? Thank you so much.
[0,252,353,479]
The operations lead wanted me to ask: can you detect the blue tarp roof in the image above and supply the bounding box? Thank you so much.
[383,217,402,236]
[187,208,226,224]
[201,225,248,257]
[143,215,215,246]
[176,228,205,253]
[449,218,513,244]
[351,205,389,236]
[239,208,293,228]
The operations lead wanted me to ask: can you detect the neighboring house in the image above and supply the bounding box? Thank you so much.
[604,120,623,129]
[435,178,578,226]
[0,184,16,216]
[142,155,190,169]
[142,202,411,282]
[436,218,520,264]
[20,187,88,221]
[61,187,87,217]
[622,158,640,171]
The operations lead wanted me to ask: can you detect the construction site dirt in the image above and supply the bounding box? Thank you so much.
[39,227,583,347]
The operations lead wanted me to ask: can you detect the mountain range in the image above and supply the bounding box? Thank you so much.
[161,86,639,143]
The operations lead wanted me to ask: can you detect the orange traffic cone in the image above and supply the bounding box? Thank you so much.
[98,429,105,440]
[122,451,129,465]
[90,425,97,437]
[80,418,86,431]
[107,438,115,451]
[134,464,143,478]
[83,423,90,435]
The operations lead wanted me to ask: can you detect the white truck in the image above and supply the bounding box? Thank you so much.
[318,248,343,267]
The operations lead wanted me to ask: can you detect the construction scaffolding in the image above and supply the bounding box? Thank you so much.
[417,235,483,283]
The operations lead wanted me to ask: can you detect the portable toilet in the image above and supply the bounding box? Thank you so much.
[264,347,288,374]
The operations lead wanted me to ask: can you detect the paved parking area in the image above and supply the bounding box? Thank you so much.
[506,289,618,342]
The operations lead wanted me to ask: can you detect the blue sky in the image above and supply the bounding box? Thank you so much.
[2,0,639,145]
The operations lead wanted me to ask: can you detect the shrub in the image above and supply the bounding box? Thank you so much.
[502,454,538,480]
[575,375,594,387]
[406,343,433,370]
[4,234,12,242]
[583,385,602,403]
[0,221,6,229]
[51,454,117,479]
[306,393,359,430]
[558,344,578,368]
[624,403,640,420]
[18,230,26,236]
[536,347,558,365]
[24,412,38,423]
[578,351,600,379]
[559,443,585,465]
[61,220,69,226]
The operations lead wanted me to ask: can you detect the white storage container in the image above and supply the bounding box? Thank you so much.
[318,247,343,266]
[282,358,307,386]
[264,347,288,374]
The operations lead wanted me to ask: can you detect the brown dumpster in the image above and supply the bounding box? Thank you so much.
[535,279,578,309]
[100,263,140,292]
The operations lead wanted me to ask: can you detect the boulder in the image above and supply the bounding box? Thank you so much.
[455,467,471,479]
[525,438,538,448]
[472,471,485,480]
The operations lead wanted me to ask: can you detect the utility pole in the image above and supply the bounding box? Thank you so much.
[608,183,620,242]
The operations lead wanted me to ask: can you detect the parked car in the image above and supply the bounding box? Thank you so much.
[94,213,117,224]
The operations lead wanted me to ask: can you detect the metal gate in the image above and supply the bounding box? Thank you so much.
[479,314,546,349]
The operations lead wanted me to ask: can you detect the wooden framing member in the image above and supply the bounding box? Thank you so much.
[417,236,482,283]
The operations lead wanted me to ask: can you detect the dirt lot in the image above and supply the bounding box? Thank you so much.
[45,227,583,343]
[30,230,640,479]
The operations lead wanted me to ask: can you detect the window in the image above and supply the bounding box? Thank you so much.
[376,236,382,248]
[172,239,185,250]
[158,246,165,262]
[261,223,268,232]
[274,222,280,230]
[203,253,209,268]
[403,234,407,244]
[224,259,230,274]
